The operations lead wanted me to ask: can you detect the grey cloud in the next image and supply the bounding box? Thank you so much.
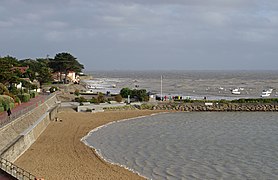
[0,0,278,70]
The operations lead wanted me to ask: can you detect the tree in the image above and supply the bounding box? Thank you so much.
[0,56,19,85]
[0,56,20,66]
[120,87,132,98]
[132,89,149,101]
[49,52,84,83]
[35,59,53,87]
[19,58,53,86]
[0,83,9,95]
[120,88,149,102]
[19,59,39,81]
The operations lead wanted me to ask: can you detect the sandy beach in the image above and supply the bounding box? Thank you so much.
[15,109,163,180]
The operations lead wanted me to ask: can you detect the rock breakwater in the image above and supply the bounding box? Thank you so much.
[152,103,278,111]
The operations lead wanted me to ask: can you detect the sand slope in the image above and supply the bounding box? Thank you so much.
[15,109,162,180]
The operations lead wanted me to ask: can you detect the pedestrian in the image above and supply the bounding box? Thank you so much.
[7,108,12,117]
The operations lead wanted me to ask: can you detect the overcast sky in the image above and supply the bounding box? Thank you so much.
[1,0,278,70]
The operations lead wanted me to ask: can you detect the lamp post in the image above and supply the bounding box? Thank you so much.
[161,75,163,101]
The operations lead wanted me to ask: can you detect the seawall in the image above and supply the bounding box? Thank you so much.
[0,94,59,163]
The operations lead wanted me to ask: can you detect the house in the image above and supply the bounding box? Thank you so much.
[67,71,80,83]
[11,66,29,74]
[52,71,80,83]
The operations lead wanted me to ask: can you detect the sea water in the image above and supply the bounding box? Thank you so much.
[85,70,278,99]
[83,112,278,180]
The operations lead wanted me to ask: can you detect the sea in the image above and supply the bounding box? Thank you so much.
[83,70,278,99]
[82,112,278,180]
[82,70,278,180]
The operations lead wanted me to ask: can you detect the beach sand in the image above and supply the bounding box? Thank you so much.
[15,109,163,180]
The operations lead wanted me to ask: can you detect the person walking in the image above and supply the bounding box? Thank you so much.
[7,108,12,117]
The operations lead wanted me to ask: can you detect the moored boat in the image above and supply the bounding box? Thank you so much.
[261,89,273,97]
[231,88,241,95]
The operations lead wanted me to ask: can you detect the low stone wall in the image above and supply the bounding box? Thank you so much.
[0,94,59,162]
[153,103,278,111]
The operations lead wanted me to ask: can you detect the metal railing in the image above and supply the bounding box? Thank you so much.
[0,157,36,180]
[0,93,56,128]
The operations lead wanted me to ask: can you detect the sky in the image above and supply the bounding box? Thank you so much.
[1,0,278,71]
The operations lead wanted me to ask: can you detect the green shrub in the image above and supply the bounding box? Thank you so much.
[0,106,4,112]
[97,93,105,103]
[231,98,278,103]
[9,86,20,95]
[114,94,122,103]
[30,91,38,98]
[107,98,114,102]
[9,103,15,109]
[17,93,31,102]
[74,96,87,103]
[23,89,28,93]
[89,97,99,104]
[0,95,15,110]
[74,89,80,96]
[4,92,16,101]
[14,96,21,104]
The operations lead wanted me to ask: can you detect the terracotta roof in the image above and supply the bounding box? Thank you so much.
[11,66,29,73]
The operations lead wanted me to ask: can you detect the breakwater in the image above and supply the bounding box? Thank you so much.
[104,102,278,112]
[152,102,278,111]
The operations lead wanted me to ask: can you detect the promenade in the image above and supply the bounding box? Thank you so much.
[0,94,49,127]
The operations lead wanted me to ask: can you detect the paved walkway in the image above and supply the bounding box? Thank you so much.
[0,94,49,127]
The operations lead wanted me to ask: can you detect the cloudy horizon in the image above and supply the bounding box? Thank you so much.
[1,0,278,71]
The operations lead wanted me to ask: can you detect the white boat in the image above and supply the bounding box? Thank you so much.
[231,88,241,95]
[264,89,273,93]
[261,92,270,97]
[261,89,273,97]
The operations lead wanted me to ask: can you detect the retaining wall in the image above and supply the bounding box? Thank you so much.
[0,94,59,163]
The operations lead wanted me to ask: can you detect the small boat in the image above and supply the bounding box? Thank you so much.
[261,92,270,97]
[231,88,240,95]
[261,89,273,97]
[264,89,273,93]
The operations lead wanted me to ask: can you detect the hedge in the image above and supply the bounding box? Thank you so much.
[14,96,21,104]
[0,95,15,112]
[17,93,31,103]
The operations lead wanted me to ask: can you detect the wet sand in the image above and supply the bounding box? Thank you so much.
[15,109,163,180]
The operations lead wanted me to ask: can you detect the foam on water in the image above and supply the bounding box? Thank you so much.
[85,70,278,99]
[82,112,278,180]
